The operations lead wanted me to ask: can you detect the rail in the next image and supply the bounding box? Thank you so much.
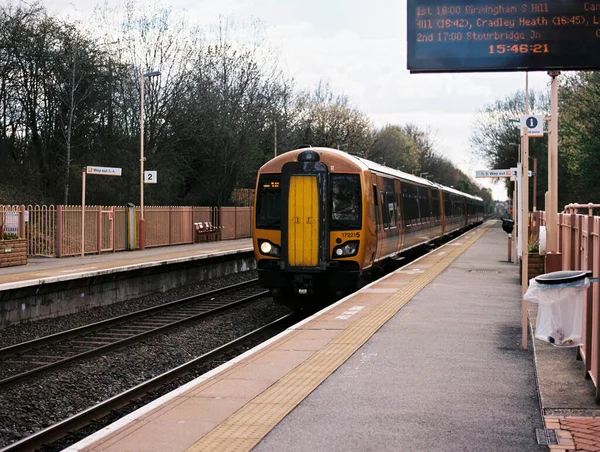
[0,280,266,390]
[0,314,295,452]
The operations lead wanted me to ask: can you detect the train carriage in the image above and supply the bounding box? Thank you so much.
[252,147,484,305]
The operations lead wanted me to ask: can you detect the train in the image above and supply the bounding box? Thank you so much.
[251,147,484,304]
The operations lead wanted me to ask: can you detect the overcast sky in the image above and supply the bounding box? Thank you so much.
[43,0,553,200]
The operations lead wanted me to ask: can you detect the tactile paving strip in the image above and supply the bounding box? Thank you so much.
[187,224,491,452]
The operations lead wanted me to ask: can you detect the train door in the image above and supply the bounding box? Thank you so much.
[288,175,319,266]
[280,154,329,271]
[371,174,382,260]
[395,180,404,252]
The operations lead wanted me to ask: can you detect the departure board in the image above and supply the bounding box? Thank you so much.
[407,1,600,73]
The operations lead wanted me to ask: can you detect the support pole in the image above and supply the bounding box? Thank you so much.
[81,170,86,257]
[521,72,530,351]
[513,181,518,264]
[139,74,145,251]
[533,158,537,212]
[521,129,530,351]
[274,121,277,157]
[546,71,562,272]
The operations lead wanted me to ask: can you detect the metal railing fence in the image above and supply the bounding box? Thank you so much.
[0,204,254,258]
[551,204,600,403]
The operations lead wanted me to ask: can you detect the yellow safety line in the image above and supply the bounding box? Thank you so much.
[187,223,492,452]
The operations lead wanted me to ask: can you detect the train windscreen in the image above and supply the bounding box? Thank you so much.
[331,174,361,230]
[256,174,281,229]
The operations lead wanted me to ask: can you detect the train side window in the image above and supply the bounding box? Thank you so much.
[396,192,402,226]
[401,183,418,227]
[444,194,452,218]
[431,190,440,220]
[417,186,429,223]
[256,174,281,230]
[373,184,380,232]
[386,192,397,229]
[380,191,396,230]
[380,192,389,229]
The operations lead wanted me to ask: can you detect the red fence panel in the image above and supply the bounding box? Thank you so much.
[219,207,252,240]
[592,217,600,401]
[3,203,252,256]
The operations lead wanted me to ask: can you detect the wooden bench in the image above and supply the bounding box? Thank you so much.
[194,221,223,242]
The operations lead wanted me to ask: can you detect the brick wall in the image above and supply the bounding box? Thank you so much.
[0,238,27,267]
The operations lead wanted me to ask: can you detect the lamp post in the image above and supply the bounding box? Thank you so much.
[546,70,561,272]
[139,70,161,250]
[509,142,520,265]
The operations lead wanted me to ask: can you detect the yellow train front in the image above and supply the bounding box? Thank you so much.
[252,147,483,304]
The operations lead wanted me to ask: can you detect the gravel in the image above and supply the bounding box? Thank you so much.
[0,270,292,449]
[0,270,259,347]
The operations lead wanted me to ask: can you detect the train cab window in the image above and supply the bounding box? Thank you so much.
[256,174,281,230]
[331,174,361,230]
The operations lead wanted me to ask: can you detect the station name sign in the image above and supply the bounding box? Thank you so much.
[407,1,600,72]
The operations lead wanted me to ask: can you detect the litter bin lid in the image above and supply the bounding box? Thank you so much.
[535,270,592,285]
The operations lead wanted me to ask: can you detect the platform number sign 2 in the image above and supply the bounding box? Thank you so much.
[144,171,157,184]
[520,115,544,138]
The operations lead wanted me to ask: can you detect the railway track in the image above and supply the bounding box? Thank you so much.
[0,279,267,390]
[0,313,297,452]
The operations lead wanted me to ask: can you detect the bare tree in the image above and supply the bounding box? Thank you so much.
[289,81,372,154]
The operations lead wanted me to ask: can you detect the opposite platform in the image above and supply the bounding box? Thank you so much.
[0,238,253,290]
[66,221,552,451]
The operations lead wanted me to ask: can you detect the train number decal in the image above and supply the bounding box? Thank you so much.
[342,232,360,238]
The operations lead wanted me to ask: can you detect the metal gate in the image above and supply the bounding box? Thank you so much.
[101,208,114,252]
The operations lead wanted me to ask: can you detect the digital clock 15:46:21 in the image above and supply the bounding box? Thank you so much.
[489,44,549,54]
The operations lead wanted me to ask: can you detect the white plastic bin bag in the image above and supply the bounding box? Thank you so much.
[524,277,590,347]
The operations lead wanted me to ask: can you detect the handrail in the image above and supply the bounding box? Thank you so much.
[563,203,600,215]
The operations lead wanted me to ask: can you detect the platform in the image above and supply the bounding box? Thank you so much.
[0,238,254,328]
[0,238,254,289]
[58,220,600,452]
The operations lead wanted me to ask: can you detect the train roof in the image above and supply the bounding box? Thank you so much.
[351,153,483,202]
[261,147,483,202]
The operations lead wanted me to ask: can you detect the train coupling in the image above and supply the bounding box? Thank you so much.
[294,285,314,296]
[293,275,314,296]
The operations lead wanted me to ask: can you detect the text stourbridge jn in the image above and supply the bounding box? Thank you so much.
[414,2,600,49]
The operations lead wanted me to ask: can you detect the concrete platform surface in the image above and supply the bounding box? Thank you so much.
[0,238,253,287]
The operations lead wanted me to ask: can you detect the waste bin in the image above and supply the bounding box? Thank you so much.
[524,270,591,347]
[501,218,514,234]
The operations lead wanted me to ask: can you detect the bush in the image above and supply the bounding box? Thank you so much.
[2,232,19,240]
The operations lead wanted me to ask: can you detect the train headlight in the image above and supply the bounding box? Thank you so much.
[258,240,280,257]
[332,240,359,258]
[260,242,272,254]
